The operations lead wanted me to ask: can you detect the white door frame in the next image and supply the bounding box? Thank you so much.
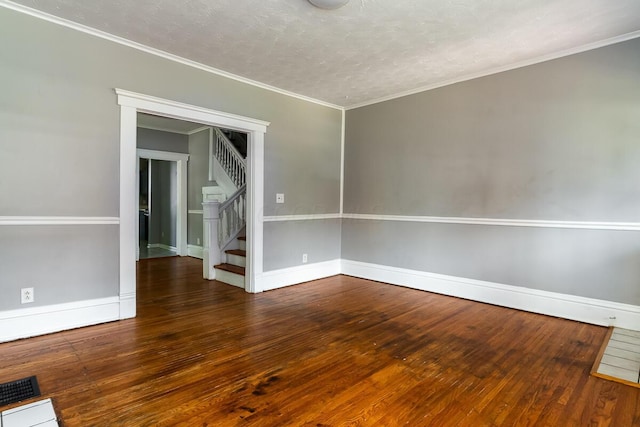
[116,89,269,319]
[136,149,189,260]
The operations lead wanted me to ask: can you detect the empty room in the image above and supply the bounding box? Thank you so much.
[1,1,639,425]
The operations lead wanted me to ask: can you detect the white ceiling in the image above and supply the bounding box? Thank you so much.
[137,113,207,134]
[7,0,640,108]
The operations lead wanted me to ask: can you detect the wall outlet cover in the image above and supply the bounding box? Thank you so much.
[21,287,34,304]
[302,253,308,263]
[276,193,285,204]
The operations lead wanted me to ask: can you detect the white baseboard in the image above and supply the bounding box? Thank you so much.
[0,297,121,343]
[260,259,341,292]
[119,292,136,319]
[147,243,177,251]
[187,244,204,259]
[341,260,640,330]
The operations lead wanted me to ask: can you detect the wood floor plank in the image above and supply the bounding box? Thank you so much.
[0,256,638,426]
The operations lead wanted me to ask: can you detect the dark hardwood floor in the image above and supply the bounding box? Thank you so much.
[1,257,638,426]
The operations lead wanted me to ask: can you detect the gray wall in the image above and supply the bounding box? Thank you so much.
[0,7,342,311]
[343,38,640,305]
[0,226,119,311]
[149,160,177,247]
[264,219,342,271]
[187,128,214,247]
[137,127,189,154]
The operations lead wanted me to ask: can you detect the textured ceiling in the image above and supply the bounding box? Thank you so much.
[7,0,640,107]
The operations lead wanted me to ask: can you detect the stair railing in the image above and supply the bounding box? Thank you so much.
[218,184,246,249]
[201,185,246,280]
[213,127,246,188]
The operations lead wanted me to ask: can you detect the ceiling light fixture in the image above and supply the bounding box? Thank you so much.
[308,0,350,10]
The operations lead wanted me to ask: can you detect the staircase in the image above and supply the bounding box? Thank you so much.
[202,127,248,289]
[213,236,246,288]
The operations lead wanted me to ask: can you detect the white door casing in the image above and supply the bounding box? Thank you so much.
[117,89,269,319]
[136,149,189,260]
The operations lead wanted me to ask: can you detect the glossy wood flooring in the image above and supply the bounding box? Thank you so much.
[1,257,638,426]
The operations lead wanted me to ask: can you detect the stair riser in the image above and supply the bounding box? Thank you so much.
[226,254,246,268]
[239,240,246,251]
[214,268,245,288]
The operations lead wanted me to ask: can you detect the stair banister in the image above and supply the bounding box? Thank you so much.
[202,199,221,280]
[213,127,246,189]
[218,184,246,248]
[202,185,247,280]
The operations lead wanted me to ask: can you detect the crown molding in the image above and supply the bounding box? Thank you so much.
[345,30,640,110]
[0,0,343,111]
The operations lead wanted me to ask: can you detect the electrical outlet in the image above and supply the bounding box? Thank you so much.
[21,287,34,304]
[302,253,308,263]
[276,193,285,204]
[197,237,201,245]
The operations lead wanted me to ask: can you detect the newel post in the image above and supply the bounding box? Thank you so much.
[202,200,221,280]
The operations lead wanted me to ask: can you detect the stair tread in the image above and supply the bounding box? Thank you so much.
[237,236,246,241]
[214,263,245,275]
[226,249,246,257]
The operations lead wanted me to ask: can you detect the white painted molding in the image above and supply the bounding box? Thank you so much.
[119,104,137,319]
[0,216,119,225]
[0,297,120,343]
[137,123,190,135]
[146,244,177,252]
[260,259,341,292]
[137,149,189,163]
[187,126,211,135]
[0,1,342,111]
[188,210,204,215]
[263,213,342,222]
[119,292,136,320]
[117,89,270,132]
[341,260,640,331]
[118,89,268,297]
[340,108,345,215]
[187,244,204,259]
[342,213,640,231]
[137,148,189,258]
[346,30,640,110]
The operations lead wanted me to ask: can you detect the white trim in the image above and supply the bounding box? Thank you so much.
[3,0,638,111]
[138,124,210,136]
[0,297,120,343]
[187,244,204,259]
[137,124,189,135]
[260,259,341,292]
[137,149,189,258]
[187,126,211,135]
[117,89,270,132]
[263,213,342,222]
[0,216,119,225]
[137,149,189,163]
[340,109,345,215]
[342,213,640,231]
[341,260,640,331]
[146,243,177,252]
[119,105,137,320]
[118,89,269,299]
[345,30,640,110]
[0,1,343,111]
[188,210,204,215]
[246,130,265,293]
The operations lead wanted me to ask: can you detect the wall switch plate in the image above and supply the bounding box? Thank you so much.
[21,287,34,304]
[276,193,285,204]
[302,253,308,263]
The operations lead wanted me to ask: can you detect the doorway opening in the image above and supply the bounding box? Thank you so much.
[116,89,269,320]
